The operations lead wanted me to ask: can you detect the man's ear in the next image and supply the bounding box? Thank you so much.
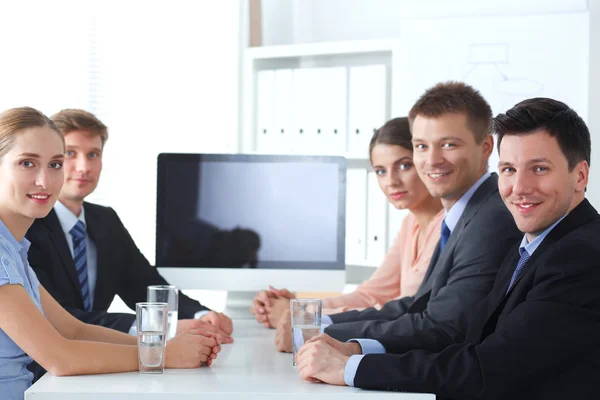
[482,134,494,159]
[573,160,589,193]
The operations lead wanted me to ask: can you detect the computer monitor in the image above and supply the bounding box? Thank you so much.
[155,153,347,297]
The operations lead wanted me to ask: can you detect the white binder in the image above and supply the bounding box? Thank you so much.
[345,168,368,262]
[316,67,347,155]
[255,69,275,153]
[348,64,387,158]
[292,67,319,155]
[366,171,388,261]
[273,69,295,154]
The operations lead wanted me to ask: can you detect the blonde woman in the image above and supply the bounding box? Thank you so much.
[0,107,220,400]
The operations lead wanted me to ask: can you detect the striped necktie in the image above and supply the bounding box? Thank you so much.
[70,221,91,311]
[506,249,531,293]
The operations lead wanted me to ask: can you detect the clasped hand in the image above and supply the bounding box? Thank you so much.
[295,334,360,386]
[251,286,295,328]
[166,311,234,368]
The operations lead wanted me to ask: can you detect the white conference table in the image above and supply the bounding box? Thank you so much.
[26,320,435,399]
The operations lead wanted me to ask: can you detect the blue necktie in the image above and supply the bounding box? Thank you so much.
[70,221,91,311]
[440,220,451,251]
[506,249,531,293]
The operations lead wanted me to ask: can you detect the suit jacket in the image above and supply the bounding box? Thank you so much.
[355,199,600,400]
[325,174,521,341]
[26,202,209,333]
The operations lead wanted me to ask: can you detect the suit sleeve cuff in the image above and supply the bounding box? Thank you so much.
[195,310,210,319]
[344,355,364,387]
[349,338,386,354]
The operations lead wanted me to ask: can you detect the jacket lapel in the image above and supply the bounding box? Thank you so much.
[446,174,499,247]
[413,242,441,297]
[84,203,110,308]
[414,174,499,297]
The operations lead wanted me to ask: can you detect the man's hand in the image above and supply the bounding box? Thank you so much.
[251,289,275,327]
[251,286,296,328]
[265,296,290,328]
[295,335,350,386]
[304,333,362,357]
[268,286,295,300]
[274,308,292,352]
[165,329,221,368]
[200,311,234,335]
[177,318,234,344]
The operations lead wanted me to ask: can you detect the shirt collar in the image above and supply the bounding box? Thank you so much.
[519,214,567,257]
[54,201,86,235]
[444,171,491,233]
[0,218,31,253]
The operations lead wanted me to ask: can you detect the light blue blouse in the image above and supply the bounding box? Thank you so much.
[0,219,43,400]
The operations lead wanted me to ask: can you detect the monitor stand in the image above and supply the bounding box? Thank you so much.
[223,291,257,320]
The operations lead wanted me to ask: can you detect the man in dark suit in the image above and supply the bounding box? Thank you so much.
[274,82,521,350]
[26,109,233,338]
[296,98,600,399]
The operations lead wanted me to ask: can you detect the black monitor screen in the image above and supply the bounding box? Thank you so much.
[156,154,346,270]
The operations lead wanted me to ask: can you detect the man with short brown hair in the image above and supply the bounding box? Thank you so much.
[274,81,520,352]
[26,109,233,338]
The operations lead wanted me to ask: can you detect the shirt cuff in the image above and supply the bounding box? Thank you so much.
[321,315,333,325]
[349,338,386,355]
[128,321,137,336]
[344,355,364,387]
[195,310,210,319]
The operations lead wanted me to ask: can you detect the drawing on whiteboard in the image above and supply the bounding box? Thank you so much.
[462,43,544,111]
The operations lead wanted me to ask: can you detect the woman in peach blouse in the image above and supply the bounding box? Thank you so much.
[251,117,443,327]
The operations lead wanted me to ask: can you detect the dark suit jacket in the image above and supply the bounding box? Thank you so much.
[325,174,521,341]
[26,202,209,333]
[355,199,600,400]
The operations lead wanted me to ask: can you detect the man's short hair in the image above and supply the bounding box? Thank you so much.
[493,98,591,170]
[408,81,492,143]
[51,109,108,146]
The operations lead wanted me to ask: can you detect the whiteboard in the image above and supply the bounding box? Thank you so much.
[392,12,589,171]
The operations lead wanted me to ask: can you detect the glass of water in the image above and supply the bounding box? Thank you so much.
[290,298,322,366]
[136,302,168,374]
[148,285,178,340]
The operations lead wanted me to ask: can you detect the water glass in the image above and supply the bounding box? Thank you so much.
[136,302,168,374]
[148,285,179,340]
[290,298,322,366]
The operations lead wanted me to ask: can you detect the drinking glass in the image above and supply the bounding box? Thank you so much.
[136,302,168,374]
[148,285,179,340]
[290,298,322,366]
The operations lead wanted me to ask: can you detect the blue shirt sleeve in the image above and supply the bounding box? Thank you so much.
[344,355,364,386]
[129,321,137,336]
[351,338,386,354]
[26,265,40,290]
[0,252,24,287]
[343,339,386,386]
[321,315,333,329]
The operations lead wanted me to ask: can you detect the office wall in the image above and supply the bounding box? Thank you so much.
[261,0,588,45]
[84,1,241,263]
[260,0,600,209]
